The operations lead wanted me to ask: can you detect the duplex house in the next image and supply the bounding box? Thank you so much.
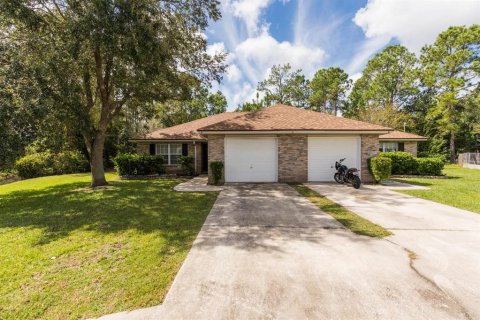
[131,104,426,184]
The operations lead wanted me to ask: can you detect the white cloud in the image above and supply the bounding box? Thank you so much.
[294,0,345,48]
[354,0,480,52]
[226,64,242,82]
[235,27,326,81]
[206,42,227,57]
[226,0,272,35]
[349,72,362,83]
[210,1,328,109]
[346,35,391,74]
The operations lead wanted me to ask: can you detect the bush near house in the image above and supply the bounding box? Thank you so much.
[178,155,195,176]
[416,157,444,176]
[113,153,165,176]
[379,152,417,175]
[368,157,392,183]
[379,151,444,176]
[15,151,88,179]
[210,161,224,185]
[418,151,449,163]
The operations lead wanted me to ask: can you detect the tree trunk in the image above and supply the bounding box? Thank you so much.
[450,130,456,163]
[90,131,107,187]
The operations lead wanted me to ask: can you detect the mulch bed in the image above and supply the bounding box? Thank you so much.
[391,175,448,179]
[119,174,183,180]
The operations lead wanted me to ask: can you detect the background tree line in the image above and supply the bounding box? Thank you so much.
[0,3,478,186]
[237,25,480,162]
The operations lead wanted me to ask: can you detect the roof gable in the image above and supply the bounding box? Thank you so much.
[379,130,427,141]
[134,112,245,140]
[198,104,392,132]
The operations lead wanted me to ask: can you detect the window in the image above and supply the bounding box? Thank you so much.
[380,142,399,152]
[156,143,182,165]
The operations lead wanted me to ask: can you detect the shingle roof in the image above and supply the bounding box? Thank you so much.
[379,130,427,141]
[132,112,245,140]
[198,104,392,132]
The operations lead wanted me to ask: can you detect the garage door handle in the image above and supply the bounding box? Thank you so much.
[250,165,253,169]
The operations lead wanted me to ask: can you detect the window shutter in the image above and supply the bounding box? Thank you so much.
[149,144,156,155]
[398,142,404,151]
[182,144,188,156]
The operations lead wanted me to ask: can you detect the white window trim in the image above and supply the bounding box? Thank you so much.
[156,143,182,165]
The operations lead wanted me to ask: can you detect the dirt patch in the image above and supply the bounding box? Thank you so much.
[72,185,119,192]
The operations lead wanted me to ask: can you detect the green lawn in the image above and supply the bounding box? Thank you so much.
[0,173,218,319]
[394,165,480,214]
[291,184,391,238]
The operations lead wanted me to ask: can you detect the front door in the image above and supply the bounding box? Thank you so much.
[201,143,208,173]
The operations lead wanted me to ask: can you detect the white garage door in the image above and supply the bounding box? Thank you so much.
[225,137,277,182]
[308,137,360,181]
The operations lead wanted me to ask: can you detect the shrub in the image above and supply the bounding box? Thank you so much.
[368,157,392,183]
[178,155,195,176]
[113,153,165,176]
[416,157,444,176]
[15,152,55,178]
[210,161,224,185]
[53,151,89,174]
[15,150,90,179]
[379,151,417,175]
[417,151,449,163]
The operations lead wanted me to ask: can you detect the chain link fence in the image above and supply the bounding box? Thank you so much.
[458,153,480,169]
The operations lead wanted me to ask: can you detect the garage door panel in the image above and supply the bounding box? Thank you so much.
[225,137,277,182]
[308,137,360,181]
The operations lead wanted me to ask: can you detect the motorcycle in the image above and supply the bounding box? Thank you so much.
[334,158,361,189]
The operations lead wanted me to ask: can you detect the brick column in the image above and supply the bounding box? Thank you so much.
[404,142,418,157]
[206,135,225,184]
[361,135,379,183]
[136,143,149,154]
[278,135,308,183]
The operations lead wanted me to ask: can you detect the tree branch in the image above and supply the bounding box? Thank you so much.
[52,0,66,19]
[83,68,94,111]
[94,48,108,107]
[104,55,113,97]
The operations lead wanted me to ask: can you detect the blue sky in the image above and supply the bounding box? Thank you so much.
[204,0,480,109]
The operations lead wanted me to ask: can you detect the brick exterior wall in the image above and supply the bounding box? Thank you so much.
[360,135,379,183]
[136,142,204,175]
[138,135,382,183]
[404,141,418,157]
[204,134,380,184]
[278,135,307,182]
[136,143,149,154]
[206,135,225,184]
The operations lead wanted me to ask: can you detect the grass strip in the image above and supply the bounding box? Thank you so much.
[290,184,392,238]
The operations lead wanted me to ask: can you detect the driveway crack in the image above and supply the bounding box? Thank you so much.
[385,239,473,320]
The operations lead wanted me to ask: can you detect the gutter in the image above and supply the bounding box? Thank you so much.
[129,138,207,143]
[379,138,428,141]
[197,130,392,135]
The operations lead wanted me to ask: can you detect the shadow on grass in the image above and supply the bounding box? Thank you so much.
[0,179,218,246]
[391,175,460,187]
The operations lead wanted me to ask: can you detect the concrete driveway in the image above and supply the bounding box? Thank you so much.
[306,183,480,320]
[101,183,470,320]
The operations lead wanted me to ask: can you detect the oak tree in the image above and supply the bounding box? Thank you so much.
[0,0,225,186]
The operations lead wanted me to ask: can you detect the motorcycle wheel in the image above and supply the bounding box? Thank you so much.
[334,173,344,184]
[352,176,361,189]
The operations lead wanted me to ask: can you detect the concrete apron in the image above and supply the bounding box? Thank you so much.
[306,182,480,320]
[98,183,471,320]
